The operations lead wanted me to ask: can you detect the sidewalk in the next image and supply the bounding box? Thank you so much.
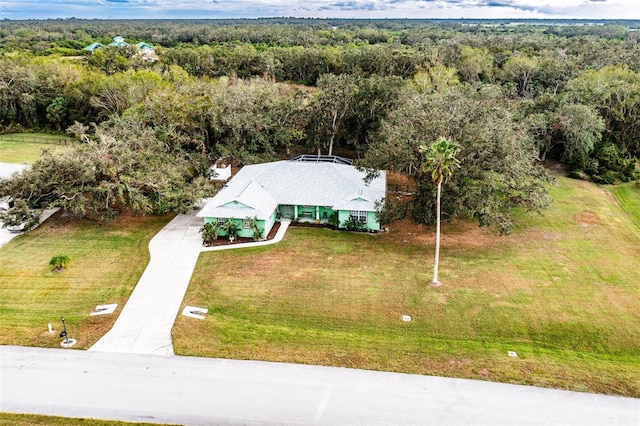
[89,214,290,355]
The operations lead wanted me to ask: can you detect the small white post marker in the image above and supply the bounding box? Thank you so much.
[182,306,208,319]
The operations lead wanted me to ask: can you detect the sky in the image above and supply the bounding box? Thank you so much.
[1,0,639,20]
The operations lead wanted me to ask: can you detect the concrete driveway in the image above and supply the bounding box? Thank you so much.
[89,213,205,355]
[2,346,639,425]
[0,224,20,247]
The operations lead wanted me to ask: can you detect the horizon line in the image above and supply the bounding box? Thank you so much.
[4,17,640,22]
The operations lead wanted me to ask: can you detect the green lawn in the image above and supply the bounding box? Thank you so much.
[610,181,640,229]
[0,133,70,164]
[174,176,640,397]
[0,212,171,349]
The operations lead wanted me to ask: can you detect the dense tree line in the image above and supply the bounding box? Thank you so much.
[1,19,639,230]
[1,115,211,221]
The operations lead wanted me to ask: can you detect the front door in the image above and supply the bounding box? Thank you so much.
[280,205,294,219]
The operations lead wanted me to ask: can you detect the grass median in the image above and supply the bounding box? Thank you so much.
[174,176,640,397]
[0,212,171,349]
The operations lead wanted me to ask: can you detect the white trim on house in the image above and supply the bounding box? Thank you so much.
[350,210,367,223]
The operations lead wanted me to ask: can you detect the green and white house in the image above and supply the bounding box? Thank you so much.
[83,38,155,55]
[136,42,154,51]
[83,42,103,52]
[196,156,386,237]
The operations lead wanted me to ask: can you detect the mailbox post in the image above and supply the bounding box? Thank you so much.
[60,316,69,344]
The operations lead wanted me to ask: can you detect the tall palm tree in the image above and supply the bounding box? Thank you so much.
[420,137,460,286]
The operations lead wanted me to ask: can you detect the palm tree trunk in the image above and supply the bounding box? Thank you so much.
[432,181,441,284]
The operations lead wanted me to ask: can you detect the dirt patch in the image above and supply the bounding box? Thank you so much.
[573,210,601,227]
[104,230,131,237]
[573,179,595,190]
[438,221,505,248]
[513,226,564,246]
[387,171,417,194]
[388,218,426,235]
[543,160,568,176]
[385,218,506,250]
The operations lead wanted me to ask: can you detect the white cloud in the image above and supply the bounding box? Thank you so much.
[1,0,639,19]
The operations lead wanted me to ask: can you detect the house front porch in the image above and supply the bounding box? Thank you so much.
[278,204,335,224]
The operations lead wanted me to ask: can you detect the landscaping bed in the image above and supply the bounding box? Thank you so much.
[203,221,281,246]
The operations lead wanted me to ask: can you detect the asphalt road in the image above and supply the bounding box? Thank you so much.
[1,346,639,425]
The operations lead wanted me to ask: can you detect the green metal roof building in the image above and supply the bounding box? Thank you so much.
[136,42,154,51]
[83,42,103,52]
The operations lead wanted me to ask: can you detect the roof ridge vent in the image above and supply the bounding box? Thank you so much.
[235,180,254,198]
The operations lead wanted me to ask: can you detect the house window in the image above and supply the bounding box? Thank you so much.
[242,218,251,229]
[217,218,226,227]
[350,210,367,223]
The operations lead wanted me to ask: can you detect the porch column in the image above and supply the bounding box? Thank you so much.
[315,206,320,221]
[294,205,298,220]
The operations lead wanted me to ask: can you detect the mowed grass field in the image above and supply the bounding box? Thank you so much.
[611,182,640,229]
[174,176,640,397]
[0,133,70,164]
[0,212,171,349]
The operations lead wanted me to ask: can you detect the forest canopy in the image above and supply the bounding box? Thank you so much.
[1,19,639,231]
